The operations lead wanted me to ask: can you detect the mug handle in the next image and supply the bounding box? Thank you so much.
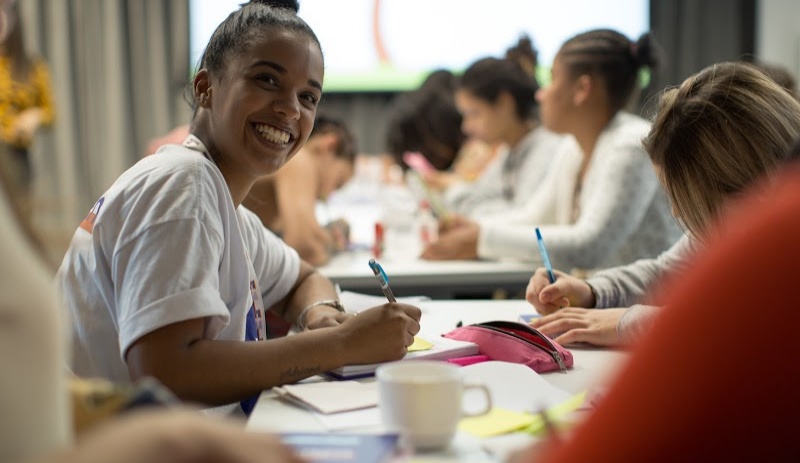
[461,382,492,417]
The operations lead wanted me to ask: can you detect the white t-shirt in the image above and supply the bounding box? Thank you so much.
[57,137,300,388]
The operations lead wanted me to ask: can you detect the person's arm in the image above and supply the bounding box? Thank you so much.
[526,236,694,316]
[123,213,421,406]
[586,235,694,308]
[272,152,332,266]
[0,190,70,463]
[38,409,304,463]
[477,139,660,267]
[421,144,575,261]
[125,305,419,407]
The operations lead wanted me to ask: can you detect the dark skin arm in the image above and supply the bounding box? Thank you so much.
[126,261,421,406]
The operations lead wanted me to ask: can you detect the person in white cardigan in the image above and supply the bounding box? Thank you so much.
[526,62,800,347]
[423,30,681,269]
[434,55,571,217]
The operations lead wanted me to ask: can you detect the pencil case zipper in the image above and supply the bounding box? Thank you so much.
[472,321,568,373]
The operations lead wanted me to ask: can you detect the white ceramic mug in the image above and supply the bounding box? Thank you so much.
[376,360,492,449]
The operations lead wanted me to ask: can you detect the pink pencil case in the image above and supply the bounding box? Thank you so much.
[446,355,490,367]
[442,321,573,374]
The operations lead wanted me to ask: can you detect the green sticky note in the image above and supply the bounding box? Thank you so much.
[523,391,587,436]
[458,408,536,438]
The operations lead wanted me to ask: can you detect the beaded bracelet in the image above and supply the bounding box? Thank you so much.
[295,299,346,331]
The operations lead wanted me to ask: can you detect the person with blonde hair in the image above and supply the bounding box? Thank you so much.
[529,162,800,462]
[527,61,800,346]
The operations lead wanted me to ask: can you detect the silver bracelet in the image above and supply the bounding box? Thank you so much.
[295,299,346,331]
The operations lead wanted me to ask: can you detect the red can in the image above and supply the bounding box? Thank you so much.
[372,221,384,258]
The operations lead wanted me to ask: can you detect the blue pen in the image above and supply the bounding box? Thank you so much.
[368,259,397,302]
[535,227,556,284]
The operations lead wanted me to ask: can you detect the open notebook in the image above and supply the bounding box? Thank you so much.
[325,334,479,380]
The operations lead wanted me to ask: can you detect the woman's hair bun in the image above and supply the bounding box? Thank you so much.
[247,0,299,14]
[634,33,661,71]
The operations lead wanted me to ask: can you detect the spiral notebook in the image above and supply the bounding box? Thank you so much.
[324,335,479,380]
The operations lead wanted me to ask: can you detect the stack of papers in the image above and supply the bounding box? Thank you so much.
[274,381,378,414]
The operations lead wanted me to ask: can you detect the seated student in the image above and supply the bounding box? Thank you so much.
[422,30,681,269]
[529,163,800,463]
[0,4,309,463]
[242,114,355,266]
[526,62,800,346]
[56,0,421,416]
[431,48,568,216]
[385,69,468,173]
[3,148,305,463]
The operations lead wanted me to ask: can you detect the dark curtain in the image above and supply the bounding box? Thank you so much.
[645,0,756,111]
[22,0,191,235]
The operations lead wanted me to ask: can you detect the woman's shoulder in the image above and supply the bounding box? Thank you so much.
[96,146,232,240]
[119,144,229,202]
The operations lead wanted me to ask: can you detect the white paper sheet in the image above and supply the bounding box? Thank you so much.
[312,406,383,431]
[275,381,378,414]
[460,361,571,413]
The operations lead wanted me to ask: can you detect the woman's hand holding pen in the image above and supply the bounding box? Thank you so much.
[525,268,596,315]
[337,303,422,365]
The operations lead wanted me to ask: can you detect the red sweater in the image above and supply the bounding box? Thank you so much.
[541,166,800,462]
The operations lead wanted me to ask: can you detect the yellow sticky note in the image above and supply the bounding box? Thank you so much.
[408,336,434,352]
[458,408,535,438]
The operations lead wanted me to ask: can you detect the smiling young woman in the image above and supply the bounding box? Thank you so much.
[56,0,421,417]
